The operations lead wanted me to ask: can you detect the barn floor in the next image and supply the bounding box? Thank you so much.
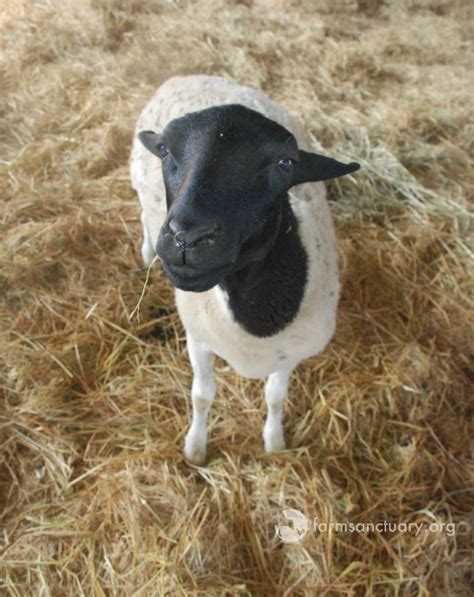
[1,0,472,594]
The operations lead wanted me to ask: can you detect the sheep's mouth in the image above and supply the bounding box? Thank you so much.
[162,260,231,293]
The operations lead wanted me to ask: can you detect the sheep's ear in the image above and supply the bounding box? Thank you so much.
[138,130,162,157]
[292,150,360,185]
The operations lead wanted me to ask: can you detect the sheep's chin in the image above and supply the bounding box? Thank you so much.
[162,262,229,293]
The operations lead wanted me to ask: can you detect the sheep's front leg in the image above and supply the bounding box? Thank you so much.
[263,369,292,453]
[183,334,216,465]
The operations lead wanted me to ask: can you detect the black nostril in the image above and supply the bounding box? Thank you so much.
[168,219,218,248]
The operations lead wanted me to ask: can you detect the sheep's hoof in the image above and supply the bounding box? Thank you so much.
[263,429,286,453]
[183,435,207,466]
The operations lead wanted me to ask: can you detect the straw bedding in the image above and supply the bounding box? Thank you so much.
[1,0,472,594]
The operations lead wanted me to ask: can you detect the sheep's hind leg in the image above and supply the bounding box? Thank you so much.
[183,334,216,465]
[263,368,292,453]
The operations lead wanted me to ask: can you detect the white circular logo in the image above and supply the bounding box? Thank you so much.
[275,509,309,543]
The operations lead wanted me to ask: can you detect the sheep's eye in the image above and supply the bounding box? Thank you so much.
[156,143,169,159]
[278,157,294,172]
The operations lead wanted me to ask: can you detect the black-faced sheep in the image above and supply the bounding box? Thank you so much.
[130,75,359,464]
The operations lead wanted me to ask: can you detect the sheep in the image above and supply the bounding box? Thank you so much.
[130,75,359,465]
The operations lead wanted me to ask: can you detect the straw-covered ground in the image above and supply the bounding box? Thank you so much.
[1,0,473,594]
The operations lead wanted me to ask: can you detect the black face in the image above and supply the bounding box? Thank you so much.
[139,104,359,292]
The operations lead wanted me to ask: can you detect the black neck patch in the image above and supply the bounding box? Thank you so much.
[220,198,308,338]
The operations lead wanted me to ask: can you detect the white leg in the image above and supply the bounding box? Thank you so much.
[263,369,292,453]
[183,334,216,465]
[140,211,156,266]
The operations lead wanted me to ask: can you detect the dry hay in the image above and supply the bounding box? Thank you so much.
[1,0,473,595]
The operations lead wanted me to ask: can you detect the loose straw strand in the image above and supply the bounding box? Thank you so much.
[129,255,159,321]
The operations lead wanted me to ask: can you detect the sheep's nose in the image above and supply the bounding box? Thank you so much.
[168,218,218,248]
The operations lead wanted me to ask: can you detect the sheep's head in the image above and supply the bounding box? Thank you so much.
[138,105,359,292]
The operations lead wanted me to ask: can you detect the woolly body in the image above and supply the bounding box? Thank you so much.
[130,75,340,380]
